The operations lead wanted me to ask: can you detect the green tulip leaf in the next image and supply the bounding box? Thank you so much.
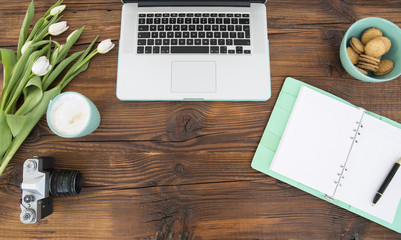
[17,0,35,59]
[0,111,12,161]
[16,76,43,115]
[0,48,17,89]
[5,114,28,137]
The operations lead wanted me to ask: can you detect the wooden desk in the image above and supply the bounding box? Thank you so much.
[1,0,401,239]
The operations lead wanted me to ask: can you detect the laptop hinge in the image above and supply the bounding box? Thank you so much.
[137,0,250,7]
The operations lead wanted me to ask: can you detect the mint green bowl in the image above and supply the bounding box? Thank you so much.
[340,17,401,82]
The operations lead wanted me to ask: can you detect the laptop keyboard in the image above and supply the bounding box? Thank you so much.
[137,13,251,54]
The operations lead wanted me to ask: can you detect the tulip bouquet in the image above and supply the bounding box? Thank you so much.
[0,0,114,176]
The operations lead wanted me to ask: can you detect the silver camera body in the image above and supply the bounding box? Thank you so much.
[20,156,82,224]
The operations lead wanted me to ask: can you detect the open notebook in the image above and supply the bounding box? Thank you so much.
[252,77,401,232]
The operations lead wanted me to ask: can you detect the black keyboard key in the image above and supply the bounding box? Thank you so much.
[177,18,184,24]
[195,39,202,45]
[216,18,223,24]
[187,13,194,17]
[218,39,225,45]
[150,25,157,31]
[147,39,154,45]
[154,18,161,24]
[210,46,219,53]
[171,39,178,45]
[173,25,180,31]
[175,32,182,38]
[185,18,192,24]
[245,30,250,38]
[228,49,235,54]
[159,32,166,38]
[138,32,150,38]
[137,39,146,45]
[234,39,250,45]
[183,32,190,38]
[139,14,145,17]
[239,18,249,24]
[155,13,162,17]
[137,46,144,54]
[171,46,209,53]
[220,25,227,31]
[163,39,170,45]
[158,25,164,31]
[155,39,162,45]
[211,13,218,17]
[195,13,201,17]
[219,13,225,17]
[187,39,194,45]
[152,32,158,38]
[214,32,221,38]
[208,18,215,24]
[163,13,170,17]
[236,46,243,54]
[146,13,154,17]
[167,32,174,38]
[179,13,185,17]
[193,18,200,24]
[171,13,178,17]
[224,18,230,24]
[235,14,241,17]
[199,32,205,38]
[181,25,188,31]
[210,39,217,45]
[139,18,145,24]
[179,39,186,45]
[145,46,152,54]
[206,32,213,38]
[161,46,170,53]
[202,39,209,45]
[228,25,235,31]
[138,25,149,31]
[166,25,172,31]
[191,32,197,38]
[203,13,209,17]
[205,25,211,31]
[226,39,233,45]
[230,32,236,38]
[201,18,207,24]
[189,25,196,31]
[242,14,249,17]
[227,14,233,17]
[232,18,238,24]
[244,50,251,54]
[197,25,203,31]
[220,46,227,53]
[170,18,176,24]
[162,18,169,24]
[212,25,219,31]
[237,32,244,38]
[236,25,242,31]
[222,32,229,38]
[146,18,153,24]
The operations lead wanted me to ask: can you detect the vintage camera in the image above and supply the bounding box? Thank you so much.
[20,156,82,224]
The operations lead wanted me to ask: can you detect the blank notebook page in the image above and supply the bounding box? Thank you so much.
[335,113,401,223]
[270,86,364,196]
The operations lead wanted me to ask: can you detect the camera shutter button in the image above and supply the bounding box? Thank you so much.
[23,195,35,203]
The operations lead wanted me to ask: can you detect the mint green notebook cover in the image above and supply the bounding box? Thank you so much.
[251,77,401,233]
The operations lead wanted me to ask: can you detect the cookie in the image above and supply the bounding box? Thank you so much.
[374,60,394,76]
[361,28,383,45]
[359,54,380,65]
[356,66,368,75]
[347,47,359,65]
[350,37,364,54]
[357,62,379,72]
[377,36,391,53]
[364,38,386,58]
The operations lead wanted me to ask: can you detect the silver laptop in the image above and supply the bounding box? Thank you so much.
[117,0,270,101]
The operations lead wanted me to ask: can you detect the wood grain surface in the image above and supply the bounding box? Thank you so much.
[1,0,401,239]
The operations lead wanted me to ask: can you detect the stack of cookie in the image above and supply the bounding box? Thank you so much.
[347,28,394,76]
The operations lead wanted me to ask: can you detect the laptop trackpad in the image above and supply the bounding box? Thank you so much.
[171,61,216,93]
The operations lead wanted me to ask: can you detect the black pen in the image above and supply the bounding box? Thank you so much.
[372,158,401,206]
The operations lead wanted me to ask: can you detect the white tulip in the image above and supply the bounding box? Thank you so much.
[66,30,78,42]
[21,40,32,55]
[97,39,115,54]
[49,21,69,36]
[32,56,52,76]
[52,44,64,60]
[50,5,66,16]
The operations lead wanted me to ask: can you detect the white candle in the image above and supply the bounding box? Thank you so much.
[48,93,90,136]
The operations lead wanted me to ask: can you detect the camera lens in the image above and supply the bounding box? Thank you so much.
[49,170,82,196]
